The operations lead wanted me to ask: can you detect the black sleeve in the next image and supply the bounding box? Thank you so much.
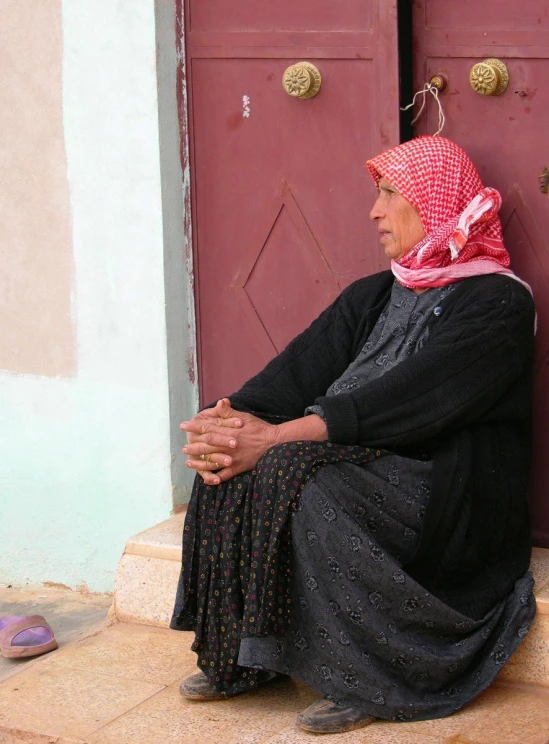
[227,274,391,419]
[315,277,536,446]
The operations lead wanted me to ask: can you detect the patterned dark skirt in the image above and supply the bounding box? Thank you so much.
[171,441,535,721]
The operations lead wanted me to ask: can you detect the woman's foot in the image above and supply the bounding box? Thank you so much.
[296,697,375,734]
[179,671,231,700]
[179,669,280,701]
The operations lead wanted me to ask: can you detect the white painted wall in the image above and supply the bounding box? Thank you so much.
[0,0,195,592]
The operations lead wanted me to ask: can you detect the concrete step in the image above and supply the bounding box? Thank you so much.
[113,511,549,688]
[113,510,186,628]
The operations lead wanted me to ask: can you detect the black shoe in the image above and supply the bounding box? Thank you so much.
[296,697,376,734]
[179,669,280,701]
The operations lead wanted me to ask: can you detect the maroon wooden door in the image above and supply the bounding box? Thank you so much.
[184,1,399,404]
[413,0,549,546]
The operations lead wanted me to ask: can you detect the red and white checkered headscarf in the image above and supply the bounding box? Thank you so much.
[366,136,526,290]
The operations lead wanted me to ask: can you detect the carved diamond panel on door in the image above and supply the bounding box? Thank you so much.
[185,1,399,404]
[232,184,340,359]
[414,0,549,545]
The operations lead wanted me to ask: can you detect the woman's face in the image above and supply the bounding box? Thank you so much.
[369,177,426,260]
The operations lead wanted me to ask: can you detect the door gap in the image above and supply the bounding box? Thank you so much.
[398,0,414,142]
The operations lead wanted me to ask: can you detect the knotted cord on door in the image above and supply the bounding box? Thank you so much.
[401,83,446,136]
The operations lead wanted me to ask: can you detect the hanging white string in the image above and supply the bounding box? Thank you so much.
[401,83,446,136]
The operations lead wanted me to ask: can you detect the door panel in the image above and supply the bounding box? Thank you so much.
[423,2,548,30]
[191,1,372,33]
[186,1,399,404]
[413,0,549,546]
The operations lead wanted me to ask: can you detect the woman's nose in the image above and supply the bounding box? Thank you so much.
[369,195,384,222]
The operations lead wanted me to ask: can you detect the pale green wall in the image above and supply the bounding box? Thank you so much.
[0,378,173,590]
[0,0,196,592]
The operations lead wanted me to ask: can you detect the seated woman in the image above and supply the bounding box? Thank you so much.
[171,136,536,734]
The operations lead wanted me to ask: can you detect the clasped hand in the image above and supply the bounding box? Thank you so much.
[181,398,278,485]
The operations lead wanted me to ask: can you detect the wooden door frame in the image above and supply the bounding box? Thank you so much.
[155,0,199,508]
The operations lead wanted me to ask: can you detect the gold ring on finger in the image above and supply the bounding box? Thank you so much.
[200,453,206,461]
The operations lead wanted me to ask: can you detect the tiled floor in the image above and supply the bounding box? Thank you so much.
[0,622,548,744]
[0,587,112,684]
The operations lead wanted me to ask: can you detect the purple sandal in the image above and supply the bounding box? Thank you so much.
[0,615,58,658]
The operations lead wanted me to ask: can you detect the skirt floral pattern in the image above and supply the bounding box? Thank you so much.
[171,444,536,719]
[171,440,385,695]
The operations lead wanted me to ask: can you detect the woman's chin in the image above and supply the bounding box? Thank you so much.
[383,247,400,261]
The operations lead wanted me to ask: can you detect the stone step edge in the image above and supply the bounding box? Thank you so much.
[124,542,181,562]
[120,514,549,613]
[122,510,187,563]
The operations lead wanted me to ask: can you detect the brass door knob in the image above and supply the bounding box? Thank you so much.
[429,74,448,92]
[469,58,509,96]
[282,62,322,99]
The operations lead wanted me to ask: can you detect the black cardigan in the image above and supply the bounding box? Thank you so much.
[228,271,536,620]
